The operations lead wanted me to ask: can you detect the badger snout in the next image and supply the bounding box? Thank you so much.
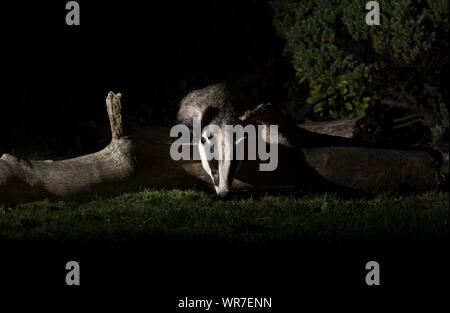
[216,189,230,198]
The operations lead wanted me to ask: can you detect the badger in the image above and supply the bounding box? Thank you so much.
[176,83,445,197]
[177,83,253,198]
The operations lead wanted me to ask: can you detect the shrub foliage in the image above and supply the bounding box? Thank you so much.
[272,0,449,128]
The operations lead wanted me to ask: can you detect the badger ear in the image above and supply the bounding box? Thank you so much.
[175,117,194,142]
[235,135,246,145]
[200,106,220,127]
[235,131,249,145]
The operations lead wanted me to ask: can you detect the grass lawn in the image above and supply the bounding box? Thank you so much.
[1,189,448,246]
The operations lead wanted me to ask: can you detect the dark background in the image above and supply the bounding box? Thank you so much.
[0,1,447,309]
[1,0,292,156]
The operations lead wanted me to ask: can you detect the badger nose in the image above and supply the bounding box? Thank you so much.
[217,190,229,199]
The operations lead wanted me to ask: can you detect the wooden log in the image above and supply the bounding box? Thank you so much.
[0,93,443,205]
[0,92,138,203]
[298,116,381,143]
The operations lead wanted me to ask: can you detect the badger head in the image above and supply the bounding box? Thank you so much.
[197,107,244,198]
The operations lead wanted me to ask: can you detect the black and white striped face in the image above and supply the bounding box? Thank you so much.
[198,124,242,198]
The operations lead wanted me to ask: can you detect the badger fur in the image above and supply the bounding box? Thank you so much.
[177,83,252,197]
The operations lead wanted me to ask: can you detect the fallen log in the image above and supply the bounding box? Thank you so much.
[0,92,443,205]
[298,116,381,143]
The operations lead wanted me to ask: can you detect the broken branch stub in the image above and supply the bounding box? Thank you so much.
[106,91,125,139]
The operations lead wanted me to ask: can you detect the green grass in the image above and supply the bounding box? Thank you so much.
[0,189,448,246]
[2,148,447,247]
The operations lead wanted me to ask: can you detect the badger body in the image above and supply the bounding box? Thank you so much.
[177,83,252,197]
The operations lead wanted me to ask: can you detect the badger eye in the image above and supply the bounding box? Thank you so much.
[211,171,219,186]
[201,137,206,144]
[207,133,214,140]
